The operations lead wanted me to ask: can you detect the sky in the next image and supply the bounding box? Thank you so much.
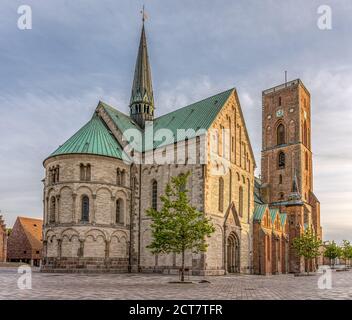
[0,0,351,242]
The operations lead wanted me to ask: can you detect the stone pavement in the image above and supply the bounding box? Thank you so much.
[0,267,352,300]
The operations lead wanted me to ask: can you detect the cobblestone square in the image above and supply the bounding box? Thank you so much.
[1,267,352,300]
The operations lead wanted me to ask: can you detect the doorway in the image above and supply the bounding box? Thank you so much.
[227,233,240,273]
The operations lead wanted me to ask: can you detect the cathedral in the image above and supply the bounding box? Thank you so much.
[41,21,322,275]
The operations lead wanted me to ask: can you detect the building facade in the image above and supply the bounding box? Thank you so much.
[254,80,322,274]
[7,217,43,266]
[0,215,7,262]
[41,21,322,275]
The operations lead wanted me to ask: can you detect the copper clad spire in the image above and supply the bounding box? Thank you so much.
[129,11,154,129]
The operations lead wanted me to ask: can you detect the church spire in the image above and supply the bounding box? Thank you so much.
[129,11,154,129]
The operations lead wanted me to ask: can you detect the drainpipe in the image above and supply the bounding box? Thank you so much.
[137,162,142,272]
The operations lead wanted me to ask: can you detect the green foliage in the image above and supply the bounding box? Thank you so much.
[340,240,352,266]
[146,172,215,281]
[292,228,322,273]
[323,241,342,265]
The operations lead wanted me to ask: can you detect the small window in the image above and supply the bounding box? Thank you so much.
[49,196,56,223]
[81,196,89,222]
[278,151,285,169]
[121,170,126,186]
[278,96,282,106]
[116,199,124,224]
[152,180,158,210]
[218,177,224,212]
[116,168,121,185]
[279,174,283,184]
[239,186,243,217]
[80,164,91,181]
[279,193,285,200]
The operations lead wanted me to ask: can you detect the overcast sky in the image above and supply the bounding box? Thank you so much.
[0,0,351,242]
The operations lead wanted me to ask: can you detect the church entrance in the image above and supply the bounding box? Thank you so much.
[227,233,240,273]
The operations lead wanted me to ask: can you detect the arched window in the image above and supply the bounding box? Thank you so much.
[218,177,224,212]
[152,180,158,210]
[81,196,89,222]
[279,192,285,200]
[278,151,285,169]
[239,186,243,217]
[303,120,308,146]
[116,199,124,224]
[278,96,282,106]
[80,163,91,181]
[49,196,56,223]
[277,124,285,145]
[121,170,126,186]
[279,174,283,184]
[116,168,121,185]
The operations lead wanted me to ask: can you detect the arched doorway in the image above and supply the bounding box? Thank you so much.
[227,233,240,273]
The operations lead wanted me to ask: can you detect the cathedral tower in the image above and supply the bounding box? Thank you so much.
[129,22,154,129]
[261,79,313,205]
[261,79,322,272]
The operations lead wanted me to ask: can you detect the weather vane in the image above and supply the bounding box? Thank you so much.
[141,5,148,23]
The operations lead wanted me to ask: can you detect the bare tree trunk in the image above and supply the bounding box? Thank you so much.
[181,249,185,282]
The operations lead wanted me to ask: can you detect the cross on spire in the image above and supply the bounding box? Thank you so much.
[141,5,148,23]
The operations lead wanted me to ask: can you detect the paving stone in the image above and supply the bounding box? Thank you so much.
[0,267,351,300]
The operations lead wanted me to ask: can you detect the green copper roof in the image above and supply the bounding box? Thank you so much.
[152,88,234,149]
[100,89,234,151]
[280,213,287,226]
[253,204,268,222]
[270,208,279,223]
[100,101,142,132]
[49,113,124,160]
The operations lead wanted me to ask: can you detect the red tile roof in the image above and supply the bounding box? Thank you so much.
[18,217,43,250]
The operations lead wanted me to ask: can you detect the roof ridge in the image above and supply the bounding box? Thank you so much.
[155,87,235,120]
[99,101,130,118]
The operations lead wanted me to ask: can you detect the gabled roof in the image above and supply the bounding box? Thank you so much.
[18,217,43,250]
[100,89,237,151]
[280,213,287,226]
[269,208,279,223]
[48,113,125,161]
[100,101,142,133]
[253,204,268,222]
[152,88,234,148]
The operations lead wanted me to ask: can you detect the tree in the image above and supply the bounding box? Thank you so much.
[146,172,215,282]
[292,228,322,274]
[340,240,352,268]
[323,241,341,268]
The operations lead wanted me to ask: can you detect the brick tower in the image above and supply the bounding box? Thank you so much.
[261,79,322,273]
